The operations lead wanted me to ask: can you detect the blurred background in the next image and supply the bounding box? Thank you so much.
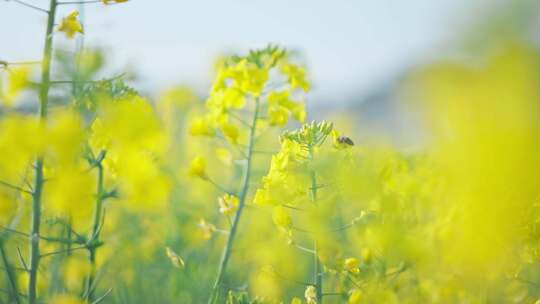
[2,0,540,143]
[2,0,540,146]
[1,1,536,95]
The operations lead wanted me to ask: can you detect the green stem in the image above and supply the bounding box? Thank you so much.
[0,240,20,304]
[309,147,323,303]
[28,1,57,303]
[208,98,260,304]
[85,161,105,302]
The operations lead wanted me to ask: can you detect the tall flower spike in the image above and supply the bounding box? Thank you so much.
[57,11,84,39]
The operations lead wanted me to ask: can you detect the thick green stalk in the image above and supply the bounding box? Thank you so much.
[28,1,57,303]
[309,148,323,303]
[0,239,20,304]
[208,98,260,304]
[85,162,105,302]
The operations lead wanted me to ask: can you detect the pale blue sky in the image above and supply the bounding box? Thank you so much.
[1,0,492,103]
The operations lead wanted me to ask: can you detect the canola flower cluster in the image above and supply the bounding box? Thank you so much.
[189,45,309,145]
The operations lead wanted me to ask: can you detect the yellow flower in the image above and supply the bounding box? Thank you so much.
[57,11,84,39]
[113,151,171,211]
[267,90,306,126]
[220,121,239,144]
[44,165,95,222]
[361,248,372,264]
[198,219,216,240]
[165,247,185,269]
[281,63,310,92]
[344,258,360,274]
[304,285,317,304]
[3,66,31,106]
[268,105,289,127]
[253,188,277,206]
[189,117,215,137]
[348,289,362,304]
[218,194,239,215]
[188,156,207,179]
[230,59,268,96]
[272,205,292,230]
[90,96,167,154]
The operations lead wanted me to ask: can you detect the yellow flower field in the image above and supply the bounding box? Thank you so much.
[1,1,540,303]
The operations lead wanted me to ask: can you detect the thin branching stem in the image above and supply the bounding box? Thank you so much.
[16,248,28,272]
[0,240,20,304]
[6,0,49,13]
[28,1,57,303]
[40,245,87,259]
[85,160,105,302]
[268,267,312,286]
[0,226,79,244]
[309,145,323,303]
[208,97,260,304]
[0,180,32,195]
[206,178,233,195]
[91,288,113,304]
[291,243,316,255]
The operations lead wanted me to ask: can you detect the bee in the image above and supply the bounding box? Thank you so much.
[337,136,354,147]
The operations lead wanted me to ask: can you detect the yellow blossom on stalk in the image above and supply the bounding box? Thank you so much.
[207,88,245,111]
[2,66,31,107]
[189,117,215,137]
[304,285,317,304]
[0,114,42,180]
[113,151,171,211]
[268,106,289,127]
[188,156,207,179]
[57,11,84,39]
[281,63,310,92]
[218,194,239,215]
[90,97,167,154]
[45,109,86,166]
[228,59,269,96]
[198,219,216,240]
[253,188,277,206]
[267,90,306,127]
[361,248,372,264]
[44,165,95,224]
[344,257,360,274]
[89,97,170,210]
[165,247,185,269]
[220,121,240,143]
[272,205,292,230]
[348,289,363,304]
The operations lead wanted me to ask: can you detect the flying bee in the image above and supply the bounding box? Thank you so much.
[337,136,354,147]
